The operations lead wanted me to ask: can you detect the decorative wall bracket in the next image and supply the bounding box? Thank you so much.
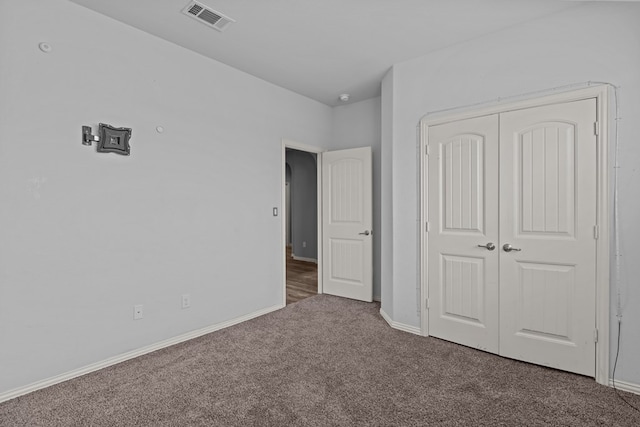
[82,123,132,156]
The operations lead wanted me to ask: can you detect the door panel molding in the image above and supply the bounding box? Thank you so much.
[420,85,611,386]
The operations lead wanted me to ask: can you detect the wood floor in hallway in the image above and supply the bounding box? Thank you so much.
[286,246,317,305]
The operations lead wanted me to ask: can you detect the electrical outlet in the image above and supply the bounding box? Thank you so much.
[181,294,191,309]
[302,241,307,248]
[133,304,143,320]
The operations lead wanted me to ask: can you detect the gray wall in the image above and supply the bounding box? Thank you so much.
[285,150,317,260]
[0,0,332,395]
[330,97,382,300]
[381,2,640,385]
[381,71,394,314]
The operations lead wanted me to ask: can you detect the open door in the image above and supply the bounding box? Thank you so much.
[322,147,373,302]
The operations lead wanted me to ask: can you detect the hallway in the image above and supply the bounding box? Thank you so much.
[286,246,317,304]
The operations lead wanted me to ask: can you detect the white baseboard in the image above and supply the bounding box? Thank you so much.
[609,378,640,395]
[0,303,283,404]
[379,308,422,336]
[291,255,318,263]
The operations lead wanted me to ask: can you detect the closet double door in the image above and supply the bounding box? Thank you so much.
[427,99,597,376]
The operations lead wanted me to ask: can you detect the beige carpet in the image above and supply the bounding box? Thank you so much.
[1,295,639,426]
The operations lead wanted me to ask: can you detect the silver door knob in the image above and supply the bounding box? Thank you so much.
[503,243,522,252]
[477,243,496,251]
[359,230,370,236]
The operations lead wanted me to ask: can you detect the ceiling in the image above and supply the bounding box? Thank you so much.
[68,0,592,106]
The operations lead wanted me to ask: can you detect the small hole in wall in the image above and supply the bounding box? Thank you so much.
[38,42,52,53]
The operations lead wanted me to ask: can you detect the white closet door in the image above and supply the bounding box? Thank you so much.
[427,115,500,353]
[499,99,597,376]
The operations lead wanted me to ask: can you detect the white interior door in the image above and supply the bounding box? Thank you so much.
[427,115,500,353]
[426,98,598,376]
[322,147,372,302]
[499,99,597,376]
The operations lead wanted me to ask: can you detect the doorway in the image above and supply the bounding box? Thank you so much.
[281,141,374,306]
[420,85,611,384]
[283,141,322,305]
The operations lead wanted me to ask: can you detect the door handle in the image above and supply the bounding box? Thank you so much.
[477,242,495,251]
[359,230,370,236]
[503,243,522,252]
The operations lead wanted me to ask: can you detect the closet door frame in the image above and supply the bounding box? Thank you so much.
[419,84,612,386]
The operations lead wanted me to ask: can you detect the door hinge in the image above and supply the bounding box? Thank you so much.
[594,328,599,343]
[426,145,430,156]
[426,221,430,232]
[594,121,600,136]
[594,225,599,239]
[426,298,430,309]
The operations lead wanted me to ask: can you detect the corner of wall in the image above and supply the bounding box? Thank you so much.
[380,67,395,318]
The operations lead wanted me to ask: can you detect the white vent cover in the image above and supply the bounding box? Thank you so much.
[182,1,235,32]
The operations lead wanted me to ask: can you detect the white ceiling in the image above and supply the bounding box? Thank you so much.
[68,0,590,106]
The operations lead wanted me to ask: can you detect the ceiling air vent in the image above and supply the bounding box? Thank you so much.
[182,1,235,32]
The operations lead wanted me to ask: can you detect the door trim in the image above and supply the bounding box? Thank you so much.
[419,85,611,385]
[281,139,324,307]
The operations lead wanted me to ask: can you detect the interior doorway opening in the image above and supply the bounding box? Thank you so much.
[284,144,321,305]
[281,140,374,306]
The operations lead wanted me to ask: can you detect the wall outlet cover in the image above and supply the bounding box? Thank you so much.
[181,294,191,309]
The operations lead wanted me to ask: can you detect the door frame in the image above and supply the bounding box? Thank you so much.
[281,139,324,307]
[419,84,612,385]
